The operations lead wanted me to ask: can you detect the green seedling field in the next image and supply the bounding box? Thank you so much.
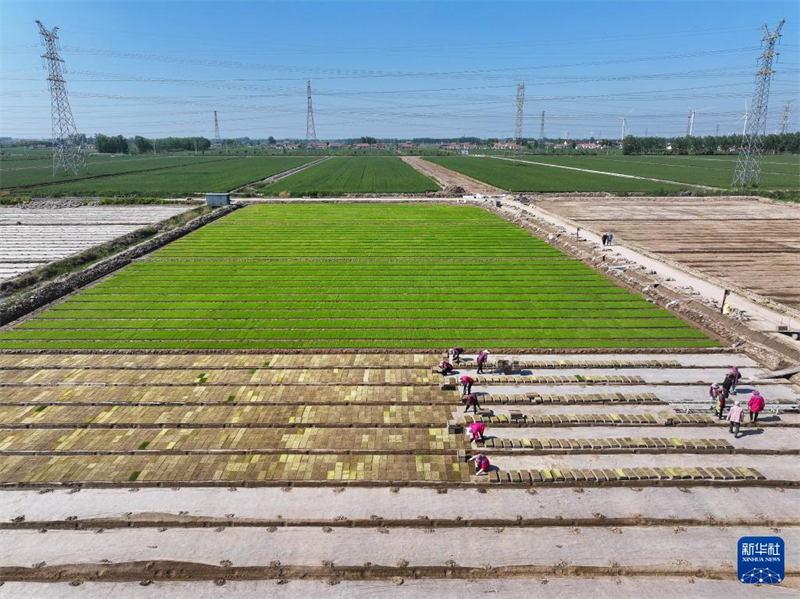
[516,154,800,190]
[260,157,439,195]
[22,157,316,197]
[0,154,231,190]
[424,156,689,192]
[0,203,717,350]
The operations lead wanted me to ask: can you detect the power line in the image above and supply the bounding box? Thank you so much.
[35,20,85,175]
[51,44,764,82]
[732,18,785,188]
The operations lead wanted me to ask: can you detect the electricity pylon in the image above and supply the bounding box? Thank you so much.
[732,18,785,188]
[778,100,793,134]
[513,83,525,163]
[36,20,85,175]
[539,111,545,149]
[306,80,317,152]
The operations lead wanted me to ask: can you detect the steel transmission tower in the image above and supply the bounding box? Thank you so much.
[513,83,525,163]
[538,111,545,148]
[36,20,85,175]
[732,18,785,188]
[306,80,317,151]
[686,109,696,137]
[778,100,792,134]
[213,110,221,145]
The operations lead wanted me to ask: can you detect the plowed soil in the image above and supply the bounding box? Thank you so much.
[534,196,800,312]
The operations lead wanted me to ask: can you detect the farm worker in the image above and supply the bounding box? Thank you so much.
[709,383,722,412]
[748,390,766,423]
[464,392,482,414]
[601,233,608,246]
[439,360,454,376]
[476,350,490,374]
[729,367,742,393]
[607,232,613,246]
[449,347,465,361]
[721,373,734,400]
[469,453,491,475]
[711,384,726,419]
[460,375,474,396]
[467,422,486,443]
[723,301,732,315]
[727,401,745,438]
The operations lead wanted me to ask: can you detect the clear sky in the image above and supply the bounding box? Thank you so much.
[1,0,798,140]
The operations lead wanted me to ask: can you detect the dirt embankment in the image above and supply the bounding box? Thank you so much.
[401,156,502,196]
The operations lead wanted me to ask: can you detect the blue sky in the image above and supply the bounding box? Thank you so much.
[1,0,798,140]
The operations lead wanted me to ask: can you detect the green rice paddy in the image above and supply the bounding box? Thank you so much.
[516,154,800,190]
[424,156,689,193]
[0,154,228,190]
[259,157,439,195]
[0,203,717,350]
[18,157,316,197]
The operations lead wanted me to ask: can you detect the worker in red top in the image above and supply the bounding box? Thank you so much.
[469,453,491,475]
[460,375,474,396]
[464,392,481,414]
[476,350,490,374]
[748,390,765,423]
[467,422,486,442]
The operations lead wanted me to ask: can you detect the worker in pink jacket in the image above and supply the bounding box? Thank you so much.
[460,375,474,396]
[727,400,745,438]
[467,422,486,443]
[469,453,491,475]
[748,390,765,423]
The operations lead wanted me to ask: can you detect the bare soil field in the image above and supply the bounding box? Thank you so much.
[533,196,800,312]
[402,156,501,195]
[0,204,192,281]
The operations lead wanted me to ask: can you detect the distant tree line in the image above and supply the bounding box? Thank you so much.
[622,132,800,155]
[94,134,128,154]
[93,134,212,154]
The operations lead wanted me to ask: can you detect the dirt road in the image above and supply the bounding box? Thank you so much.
[401,156,501,195]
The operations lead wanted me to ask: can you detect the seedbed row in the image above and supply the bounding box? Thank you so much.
[40,307,671,319]
[19,318,689,330]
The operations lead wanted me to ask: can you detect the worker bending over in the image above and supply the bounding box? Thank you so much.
[466,422,486,443]
[469,453,491,475]
[464,392,481,414]
[449,347,464,364]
